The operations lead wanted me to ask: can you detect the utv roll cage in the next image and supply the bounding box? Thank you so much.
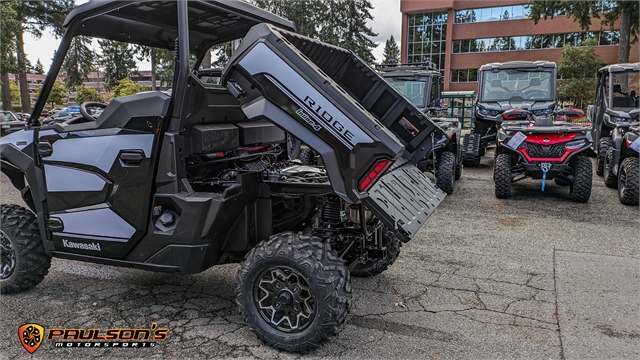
[30,0,296,129]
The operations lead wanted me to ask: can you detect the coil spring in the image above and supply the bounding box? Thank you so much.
[321,197,341,226]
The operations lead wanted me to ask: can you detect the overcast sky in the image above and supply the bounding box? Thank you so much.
[23,0,402,73]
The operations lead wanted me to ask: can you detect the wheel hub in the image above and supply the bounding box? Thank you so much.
[0,230,17,280]
[254,266,316,333]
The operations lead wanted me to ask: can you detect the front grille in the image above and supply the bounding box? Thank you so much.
[526,143,565,158]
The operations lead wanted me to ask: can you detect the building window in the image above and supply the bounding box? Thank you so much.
[454,1,613,24]
[451,69,478,83]
[452,30,619,53]
[407,11,447,71]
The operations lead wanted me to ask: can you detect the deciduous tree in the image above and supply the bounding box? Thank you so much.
[556,39,607,109]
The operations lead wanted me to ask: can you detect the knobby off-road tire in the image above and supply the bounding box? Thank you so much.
[455,143,463,180]
[351,230,401,277]
[435,151,456,195]
[1,204,51,294]
[596,137,612,176]
[618,157,639,206]
[462,133,481,167]
[236,232,352,352]
[603,148,618,188]
[570,156,592,203]
[494,154,512,199]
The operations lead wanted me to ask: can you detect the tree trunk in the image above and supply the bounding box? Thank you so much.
[151,49,157,91]
[202,48,211,68]
[16,30,31,113]
[1,73,12,111]
[617,6,631,91]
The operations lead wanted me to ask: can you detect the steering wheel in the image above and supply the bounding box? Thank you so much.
[524,91,546,100]
[80,102,107,121]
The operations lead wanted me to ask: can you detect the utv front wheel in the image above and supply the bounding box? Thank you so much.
[351,230,401,277]
[603,148,618,188]
[618,157,639,206]
[570,156,592,203]
[236,232,351,352]
[436,151,456,194]
[1,205,51,294]
[596,137,612,175]
[494,154,512,199]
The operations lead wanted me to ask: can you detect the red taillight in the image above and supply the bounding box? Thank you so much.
[359,159,391,192]
[627,139,632,147]
[502,113,517,120]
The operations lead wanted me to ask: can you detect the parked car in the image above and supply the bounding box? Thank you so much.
[0,111,26,136]
[42,111,75,124]
[13,112,31,122]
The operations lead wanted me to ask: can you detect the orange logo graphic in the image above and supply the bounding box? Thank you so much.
[19,323,44,353]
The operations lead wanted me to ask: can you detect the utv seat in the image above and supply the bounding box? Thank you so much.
[612,96,637,108]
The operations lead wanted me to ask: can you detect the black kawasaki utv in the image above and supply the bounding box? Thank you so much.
[601,109,640,205]
[464,61,558,167]
[376,62,463,194]
[493,107,593,202]
[586,63,640,175]
[0,0,446,352]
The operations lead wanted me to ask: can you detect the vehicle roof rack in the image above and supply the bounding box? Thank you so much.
[375,61,438,72]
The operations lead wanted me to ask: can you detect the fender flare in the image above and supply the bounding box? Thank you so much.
[0,143,53,251]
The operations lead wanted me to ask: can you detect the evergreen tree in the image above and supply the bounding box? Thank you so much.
[62,36,94,90]
[336,0,378,64]
[98,40,137,90]
[382,35,400,64]
[34,59,45,75]
[252,0,378,64]
[1,2,20,110]
[12,0,75,113]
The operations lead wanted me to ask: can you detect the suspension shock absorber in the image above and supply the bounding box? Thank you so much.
[320,196,341,242]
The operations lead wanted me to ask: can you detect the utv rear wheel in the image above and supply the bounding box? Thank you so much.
[236,232,351,352]
[570,156,592,203]
[603,148,618,188]
[298,148,315,166]
[351,230,401,277]
[455,145,463,180]
[494,154,512,199]
[618,157,639,206]
[596,137,612,176]
[463,133,481,167]
[436,151,456,194]
[1,204,51,294]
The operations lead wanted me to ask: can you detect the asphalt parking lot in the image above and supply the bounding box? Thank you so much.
[1,153,638,359]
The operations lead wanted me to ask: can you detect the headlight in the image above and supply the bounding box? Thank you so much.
[490,110,500,116]
[565,139,586,150]
[1,125,9,129]
[479,109,489,115]
[533,108,552,116]
[612,116,629,123]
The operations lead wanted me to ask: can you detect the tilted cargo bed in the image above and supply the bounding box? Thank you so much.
[222,23,445,240]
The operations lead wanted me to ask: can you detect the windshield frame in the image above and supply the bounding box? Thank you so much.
[478,67,556,103]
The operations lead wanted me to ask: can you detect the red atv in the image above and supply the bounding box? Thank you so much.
[494,107,593,202]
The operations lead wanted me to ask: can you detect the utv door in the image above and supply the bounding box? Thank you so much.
[37,93,169,259]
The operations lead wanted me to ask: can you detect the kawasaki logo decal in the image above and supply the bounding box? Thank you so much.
[62,239,102,251]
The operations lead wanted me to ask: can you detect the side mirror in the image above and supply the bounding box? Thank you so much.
[612,83,622,93]
[629,108,640,120]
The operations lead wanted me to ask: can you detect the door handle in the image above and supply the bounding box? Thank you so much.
[119,150,145,166]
